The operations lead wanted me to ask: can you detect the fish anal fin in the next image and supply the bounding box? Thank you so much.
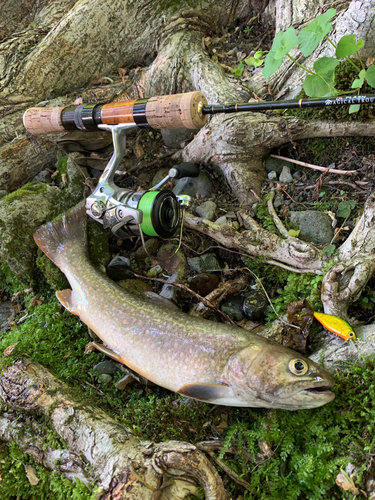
[86,341,122,363]
[177,382,231,402]
[56,289,77,315]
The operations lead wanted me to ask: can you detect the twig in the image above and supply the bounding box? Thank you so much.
[277,184,309,209]
[133,273,237,326]
[206,451,252,491]
[326,180,367,192]
[267,190,289,238]
[270,154,357,176]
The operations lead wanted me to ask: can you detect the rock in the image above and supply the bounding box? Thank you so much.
[118,279,153,296]
[273,193,284,208]
[161,128,196,148]
[151,168,170,187]
[279,165,293,184]
[215,216,227,224]
[221,296,244,321]
[196,201,216,220]
[0,190,8,199]
[157,244,187,281]
[173,171,213,198]
[0,302,13,333]
[189,274,220,296]
[93,360,119,375]
[293,170,302,179]
[267,171,278,180]
[115,374,135,390]
[264,155,291,174]
[106,256,134,281]
[0,154,87,281]
[188,253,221,274]
[134,238,159,261]
[98,373,113,384]
[290,210,334,245]
[32,170,52,183]
[243,289,268,321]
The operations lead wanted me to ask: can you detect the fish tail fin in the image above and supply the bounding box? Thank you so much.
[33,200,88,268]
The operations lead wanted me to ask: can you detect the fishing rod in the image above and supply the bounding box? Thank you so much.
[23,91,375,242]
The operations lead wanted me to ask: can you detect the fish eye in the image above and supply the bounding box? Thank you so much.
[348,332,355,337]
[289,359,309,376]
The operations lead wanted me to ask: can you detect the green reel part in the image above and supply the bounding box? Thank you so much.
[138,190,180,238]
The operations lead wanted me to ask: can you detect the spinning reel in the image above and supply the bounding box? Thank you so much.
[85,123,199,239]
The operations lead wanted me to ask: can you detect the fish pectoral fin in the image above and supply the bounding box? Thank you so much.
[86,341,123,363]
[56,289,77,315]
[177,382,231,402]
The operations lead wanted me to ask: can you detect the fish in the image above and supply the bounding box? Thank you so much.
[33,201,335,410]
[313,312,356,342]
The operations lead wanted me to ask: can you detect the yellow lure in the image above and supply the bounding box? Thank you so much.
[313,312,356,342]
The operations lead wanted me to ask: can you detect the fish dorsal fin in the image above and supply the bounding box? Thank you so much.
[56,289,77,315]
[177,382,231,402]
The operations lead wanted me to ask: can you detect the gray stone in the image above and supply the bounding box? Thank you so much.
[264,155,291,174]
[160,283,180,303]
[267,171,278,180]
[279,165,293,184]
[243,289,268,321]
[173,172,213,198]
[32,170,52,183]
[98,373,113,384]
[0,190,8,199]
[161,128,197,148]
[327,162,336,169]
[188,253,221,273]
[93,360,119,375]
[273,193,284,208]
[115,374,135,390]
[151,168,170,187]
[196,201,216,220]
[106,255,133,281]
[215,216,227,224]
[134,238,159,261]
[0,302,13,333]
[290,210,334,245]
[225,211,236,219]
[293,170,302,179]
[221,296,244,321]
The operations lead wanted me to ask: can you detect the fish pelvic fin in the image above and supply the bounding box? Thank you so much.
[33,200,87,268]
[178,382,232,402]
[56,289,77,315]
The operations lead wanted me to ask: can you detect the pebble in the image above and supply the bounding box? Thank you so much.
[268,171,278,180]
[215,216,227,224]
[293,170,302,179]
[98,373,113,384]
[188,253,221,274]
[106,256,134,281]
[243,289,268,321]
[0,190,8,199]
[279,165,293,184]
[173,172,213,198]
[115,374,135,390]
[189,273,220,296]
[93,360,119,375]
[264,155,290,174]
[196,201,216,220]
[32,170,52,183]
[134,238,159,261]
[221,296,244,321]
[290,210,334,245]
[273,193,284,208]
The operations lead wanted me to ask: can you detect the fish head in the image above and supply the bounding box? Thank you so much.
[227,341,335,410]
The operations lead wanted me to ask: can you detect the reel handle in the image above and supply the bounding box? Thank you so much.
[170,162,200,179]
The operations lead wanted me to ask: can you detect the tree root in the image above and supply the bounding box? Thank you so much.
[0,360,226,500]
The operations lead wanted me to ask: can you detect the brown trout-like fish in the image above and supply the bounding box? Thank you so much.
[34,202,335,409]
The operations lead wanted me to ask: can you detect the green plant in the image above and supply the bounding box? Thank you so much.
[245,50,264,68]
[263,9,374,113]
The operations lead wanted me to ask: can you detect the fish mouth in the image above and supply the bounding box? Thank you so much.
[304,386,334,396]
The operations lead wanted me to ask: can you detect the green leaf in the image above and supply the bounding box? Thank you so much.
[303,56,339,97]
[349,104,360,114]
[298,8,336,57]
[263,27,298,78]
[230,61,244,77]
[288,229,300,237]
[323,244,336,257]
[319,191,326,197]
[336,34,365,58]
[245,57,264,67]
[351,69,366,89]
[337,200,356,218]
[254,51,263,59]
[366,65,375,88]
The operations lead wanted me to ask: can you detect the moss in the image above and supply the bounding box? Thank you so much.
[2,182,47,204]
[256,193,278,233]
[36,250,69,291]
[0,442,98,500]
[0,260,25,296]
[87,219,111,268]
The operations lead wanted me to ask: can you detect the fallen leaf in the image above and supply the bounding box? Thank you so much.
[11,303,22,314]
[61,173,67,185]
[134,144,144,160]
[3,344,18,357]
[51,170,59,179]
[336,470,359,495]
[25,464,39,486]
[29,297,42,307]
[366,57,375,67]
